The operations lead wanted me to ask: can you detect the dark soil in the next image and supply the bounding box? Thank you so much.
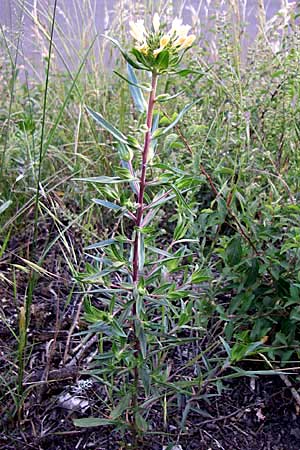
[1,209,300,450]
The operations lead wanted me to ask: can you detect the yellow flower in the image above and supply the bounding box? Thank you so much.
[129,19,147,43]
[152,13,160,33]
[153,35,170,57]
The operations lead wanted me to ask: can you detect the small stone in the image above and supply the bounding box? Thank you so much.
[58,392,89,412]
[163,446,183,450]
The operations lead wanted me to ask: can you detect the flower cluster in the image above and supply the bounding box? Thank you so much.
[129,13,196,70]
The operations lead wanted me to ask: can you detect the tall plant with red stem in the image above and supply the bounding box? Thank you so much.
[74,12,201,439]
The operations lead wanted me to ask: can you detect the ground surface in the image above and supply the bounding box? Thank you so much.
[1,212,300,450]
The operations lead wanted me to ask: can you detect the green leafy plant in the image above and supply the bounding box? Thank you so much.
[73,13,206,440]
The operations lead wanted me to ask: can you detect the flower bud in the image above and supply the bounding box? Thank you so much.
[152,13,160,33]
[118,143,134,161]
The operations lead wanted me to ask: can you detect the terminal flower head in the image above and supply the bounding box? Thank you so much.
[129,13,196,71]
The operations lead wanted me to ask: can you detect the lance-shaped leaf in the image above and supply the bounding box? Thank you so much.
[74,418,121,427]
[120,161,139,195]
[155,90,184,103]
[127,63,147,113]
[135,411,148,432]
[0,200,12,215]
[138,232,145,272]
[153,98,202,138]
[114,70,151,91]
[102,34,149,71]
[150,112,160,157]
[92,198,135,221]
[110,393,132,419]
[171,68,206,77]
[135,320,147,359]
[85,239,115,250]
[74,175,136,184]
[92,198,122,211]
[86,106,128,145]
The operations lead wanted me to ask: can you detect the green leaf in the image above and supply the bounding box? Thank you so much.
[85,239,115,250]
[81,264,124,283]
[136,320,147,359]
[102,35,149,70]
[135,411,148,432]
[127,63,147,113]
[131,47,150,67]
[86,106,129,145]
[92,198,122,211]
[231,367,291,376]
[229,291,254,314]
[174,216,189,241]
[174,68,204,77]
[113,70,151,91]
[271,69,285,78]
[190,268,212,284]
[74,175,135,183]
[225,236,242,266]
[137,232,145,271]
[178,311,190,327]
[219,336,231,358]
[171,184,195,217]
[110,393,131,419]
[245,258,259,287]
[156,50,169,71]
[290,306,300,321]
[117,143,134,165]
[231,341,263,363]
[153,98,202,137]
[73,418,119,427]
[0,200,12,215]
[156,91,184,103]
[111,317,127,338]
[180,402,191,430]
[139,365,151,395]
[144,190,176,210]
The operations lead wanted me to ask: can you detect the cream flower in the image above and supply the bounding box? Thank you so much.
[169,17,183,36]
[152,13,160,33]
[129,19,147,43]
[160,35,170,47]
[153,35,170,57]
[178,34,196,49]
[176,24,191,39]
[173,36,187,47]
[166,17,195,51]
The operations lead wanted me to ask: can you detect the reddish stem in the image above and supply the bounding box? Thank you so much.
[130,71,158,427]
[132,71,158,286]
